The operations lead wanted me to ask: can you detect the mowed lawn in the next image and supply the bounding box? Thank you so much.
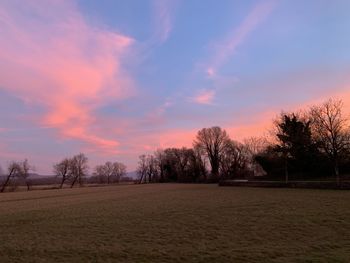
[0,184,349,262]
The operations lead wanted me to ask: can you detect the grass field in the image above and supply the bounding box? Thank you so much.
[0,184,349,262]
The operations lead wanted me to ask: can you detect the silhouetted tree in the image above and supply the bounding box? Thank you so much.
[154,149,166,182]
[93,161,127,184]
[94,164,108,184]
[193,126,230,181]
[53,158,71,188]
[20,159,33,190]
[145,155,158,183]
[137,155,147,184]
[310,99,350,183]
[1,160,33,192]
[243,137,269,156]
[113,162,127,183]
[70,153,88,188]
[220,140,251,179]
[186,148,207,182]
[274,113,318,182]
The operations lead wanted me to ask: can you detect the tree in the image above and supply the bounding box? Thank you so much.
[190,147,208,182]
[154,149,166,182]
[243,137,269,156]
[145,155,158,183]
[93,161,126,184]
[70,153,88,188]
[1,160,33,192]
[193,126,230,180]
[104,162,114,184]
[137,155,147,184]
[53,158,71,188]
[20,159,33,190]
[274,113,318,182]
[93,164,107,184]
[220,140,251,179]
[310,99,350,183]
[112,162,127,183]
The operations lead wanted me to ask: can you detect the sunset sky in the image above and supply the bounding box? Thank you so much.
[1,0,350,174]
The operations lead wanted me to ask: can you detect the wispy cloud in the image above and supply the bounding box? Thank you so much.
[148,0,178,46]
[0,0,134,153]
[191,89,216,105]
[205,0,277,77]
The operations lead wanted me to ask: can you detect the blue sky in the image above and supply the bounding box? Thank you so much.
[0,0,350,174]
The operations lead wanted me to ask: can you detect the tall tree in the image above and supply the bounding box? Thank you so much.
[53,158,71,188]
[94,164,108,184]
[274,113,317,181]
[154,149,166,182]
[193,126,230,180]
[20,159,33,190]
[310,99,350,183]
[137,155,147,184]
[112,162,127,183]
[220,140,251,179]
[70,153,88,188]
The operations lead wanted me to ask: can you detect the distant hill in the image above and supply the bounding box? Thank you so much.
[29,173,54,179]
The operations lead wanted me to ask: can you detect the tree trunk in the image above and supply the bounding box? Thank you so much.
[71,176,78,188]
[211,160,220,182]
[139,173,144,184]
[1,174,11,193]
[60,177,65,189]
[285,158,289,183]
[1,169,14,193]
[335,159,340,186]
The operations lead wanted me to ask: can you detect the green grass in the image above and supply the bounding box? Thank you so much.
[0,184,349,262]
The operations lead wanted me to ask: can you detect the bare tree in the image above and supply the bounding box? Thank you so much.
[137,155,147,184]
[113,162,126,183]
[243,137,269,156]
[93,164,107,184]
[94,161,127,184]
[145,155,158,183]
[1,162,20,192]
[53,158,71,188]
[1,160,33,192]
[104,162,114,184]
[20,159,33,190]
[220,140,251,179]
[310,99,350,183]
[154,149,166,182]
[70,153,89,188]
[193,126,231,180]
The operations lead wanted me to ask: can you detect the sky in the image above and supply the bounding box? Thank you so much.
[1,0,350,174]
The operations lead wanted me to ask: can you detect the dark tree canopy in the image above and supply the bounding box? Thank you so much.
[193,126,231,180]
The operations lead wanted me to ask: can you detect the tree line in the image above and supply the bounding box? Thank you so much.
[0,153,127,192]
[136,98,350,184]
[1,98,349,191]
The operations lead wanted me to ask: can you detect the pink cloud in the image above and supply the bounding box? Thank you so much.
[0,0,134,153]
[225,85,350,142]
[226,111,276,141]
[206,67,216,78]
[206,0,277,75]
[191,89,216,105]
[125,128,197,155]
